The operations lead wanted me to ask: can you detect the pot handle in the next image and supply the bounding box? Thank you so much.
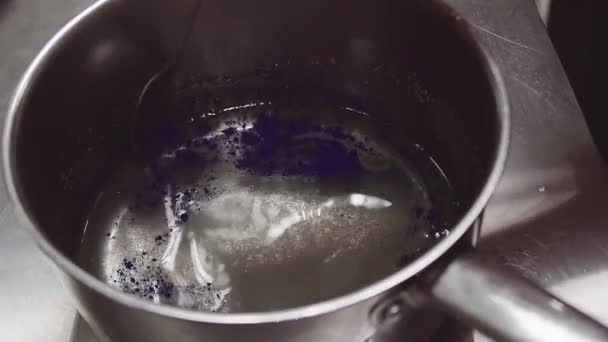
[427,255,608,341]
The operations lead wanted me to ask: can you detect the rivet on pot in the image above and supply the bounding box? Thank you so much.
[370,297,407,328]
[369,289,425,329]
[384,303,402,319]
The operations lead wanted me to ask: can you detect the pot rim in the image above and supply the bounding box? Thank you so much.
[2,0,510,325]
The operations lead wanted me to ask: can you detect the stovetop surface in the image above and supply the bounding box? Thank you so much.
[2,0,607,341]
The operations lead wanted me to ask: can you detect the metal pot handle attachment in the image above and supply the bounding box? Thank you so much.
[427,255,608,341]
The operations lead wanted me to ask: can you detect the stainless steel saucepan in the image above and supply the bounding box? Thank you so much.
[4,0,608,341]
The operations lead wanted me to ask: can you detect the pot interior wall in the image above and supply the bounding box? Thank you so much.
[11,0,500,272]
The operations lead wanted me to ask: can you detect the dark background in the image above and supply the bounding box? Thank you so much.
[549,0,608,161]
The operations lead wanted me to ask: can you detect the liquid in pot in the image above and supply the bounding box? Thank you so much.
[79,98,458,313]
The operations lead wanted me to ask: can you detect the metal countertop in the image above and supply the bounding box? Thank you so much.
[1,0,606,341]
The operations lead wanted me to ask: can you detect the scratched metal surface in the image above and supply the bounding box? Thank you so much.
[1,0,607,341]
[450,0,608,319]
[448,0,608,337]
